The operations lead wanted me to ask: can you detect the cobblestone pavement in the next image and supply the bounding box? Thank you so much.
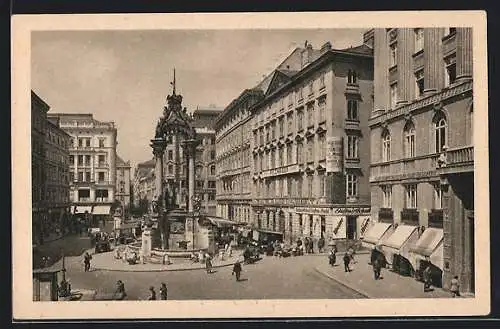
[63,254,366,300]
[315,253,454,299]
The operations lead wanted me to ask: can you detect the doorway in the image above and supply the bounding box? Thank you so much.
[346,216,357,240]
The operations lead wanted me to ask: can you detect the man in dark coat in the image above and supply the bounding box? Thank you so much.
[232,260,242,281]
[148,286,156,300]
[343,253,351,272]
[159,283,168,300]
[83,252,92,272]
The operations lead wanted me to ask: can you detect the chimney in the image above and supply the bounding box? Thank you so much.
[320,41,332,54]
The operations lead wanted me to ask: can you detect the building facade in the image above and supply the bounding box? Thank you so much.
[31,91,71,245]
[31,91,49,244]
[116,155,132,212]
[369,28,473,293]
[133,159,155,210]
[47,113,118,226]
[215,37,374,246]
[215,89,264,224]
[45,117,72,236]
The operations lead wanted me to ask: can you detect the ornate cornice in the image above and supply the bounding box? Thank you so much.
[369,80,472,128]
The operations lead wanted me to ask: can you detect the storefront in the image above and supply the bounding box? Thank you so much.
[361,222,393,249]
[409,227,444,287]
[294,206,371,242]
[92,205,112,227]
[381,224,419,276]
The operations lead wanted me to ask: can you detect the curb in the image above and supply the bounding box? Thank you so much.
[91,260,241,273]
[313,266,372,298]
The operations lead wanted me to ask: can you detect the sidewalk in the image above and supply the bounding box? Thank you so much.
[315,253,452,299]
[33,234,93,269]
[90,250,245,272]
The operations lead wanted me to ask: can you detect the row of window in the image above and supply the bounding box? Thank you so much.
[253,134,360,172]
[380,182,443,210]
[253,173,359,199]
[218,149,251,173]
[219,174,251,193]
[47,130,70,149]
[70,154,109,167]
[388,28,458,109]
[72,137,108,148]
[69,171,109,183]
[380,113,448,162]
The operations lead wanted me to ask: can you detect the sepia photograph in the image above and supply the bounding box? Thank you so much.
[12,11,489,319]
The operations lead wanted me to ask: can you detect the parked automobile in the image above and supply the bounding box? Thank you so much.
[95,240,111,253]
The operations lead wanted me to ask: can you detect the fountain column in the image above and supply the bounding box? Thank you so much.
[182,139,199,249]
[151,137,167,250]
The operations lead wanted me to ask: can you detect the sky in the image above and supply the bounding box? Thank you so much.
[31,29,366,168]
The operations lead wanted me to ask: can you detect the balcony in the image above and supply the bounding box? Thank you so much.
[378,208,394,222]
[436,145,474,175]
[96,162,109,169]
[344,83,360,96]
[345,119,360,131]
[370,154,439,183]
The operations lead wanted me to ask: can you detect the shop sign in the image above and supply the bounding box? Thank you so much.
[326,136,343,173]
[295,207,331,215]
[333,207,370,214]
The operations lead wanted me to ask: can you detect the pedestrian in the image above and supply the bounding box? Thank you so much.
[372,258,381,280]
[328,248,336,266]
[450,275,461,297]
[423,265,432,292]
[308,238,314,254]
[83,252,92,272]
[159,282,168,300]
[113,280,127,300]
[232,260,242,281]
[343,253,351,272]
[318,237,325,253]
[148,286,156,300]
[205,253,213,274]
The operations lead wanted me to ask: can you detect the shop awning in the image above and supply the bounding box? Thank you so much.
[430,242,444,270]
[73,205,92,214]
[92,205,111,215]
[382,225,418,250]
[206,217,239,228]
[410,228,443,257]
[362,222,392,245]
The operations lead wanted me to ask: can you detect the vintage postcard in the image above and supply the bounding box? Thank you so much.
[12,11,489,320]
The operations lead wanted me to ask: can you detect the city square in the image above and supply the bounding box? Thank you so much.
[29,26,475,302]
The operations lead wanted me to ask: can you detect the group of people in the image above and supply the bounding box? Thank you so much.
[146,283,169,300]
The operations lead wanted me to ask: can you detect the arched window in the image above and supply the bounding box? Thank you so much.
[347,69,357,84]
[404,121,416,158]
[433,114,447,153]
[382,129,391,162]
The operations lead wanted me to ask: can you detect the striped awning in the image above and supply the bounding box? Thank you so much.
[206,217,239,228]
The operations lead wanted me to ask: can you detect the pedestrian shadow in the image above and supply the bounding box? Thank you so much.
[236,278,248,282]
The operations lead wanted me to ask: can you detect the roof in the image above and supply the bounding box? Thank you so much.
[340,44,374,56]
[31,90,50,113]
[116,155,131,167]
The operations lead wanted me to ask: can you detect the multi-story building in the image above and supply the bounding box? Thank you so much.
[45,116,72,235]
[31,91,71,245]
[116,155,131,213]
[48,113,118,227]
[251,40,374,245]
[31,91,49,244]
[133,159,155,209]
[214,88,264,224]
[369,28,473,293]
[215,38,374,245]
